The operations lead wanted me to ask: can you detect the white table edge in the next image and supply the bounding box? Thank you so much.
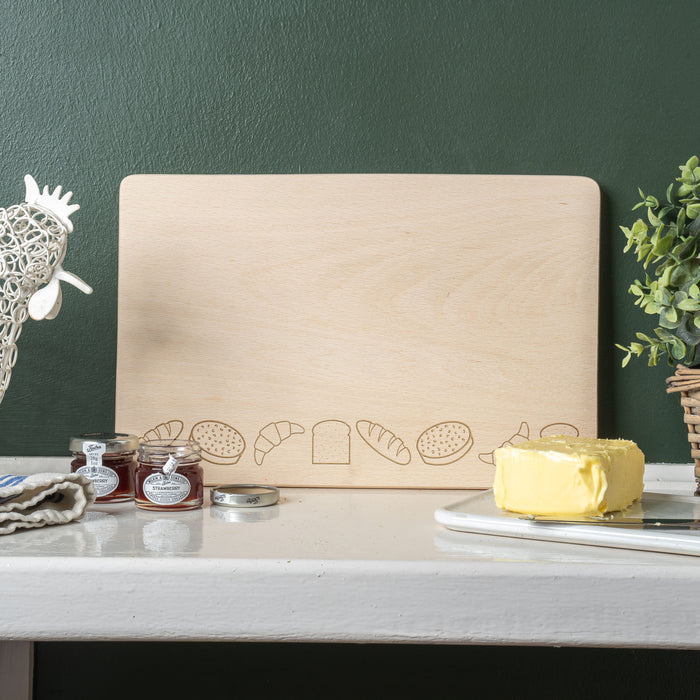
[1,461,698,650]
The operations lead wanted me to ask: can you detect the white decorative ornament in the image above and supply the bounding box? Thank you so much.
[0,175,92,404]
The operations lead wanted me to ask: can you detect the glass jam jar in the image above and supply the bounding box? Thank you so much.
[70,432,138,503]
[135,439,203,511]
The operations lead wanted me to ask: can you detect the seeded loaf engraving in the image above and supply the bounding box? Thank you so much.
[416,422,473,465]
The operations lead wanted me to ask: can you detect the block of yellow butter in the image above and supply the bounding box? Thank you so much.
[493,436,645,517]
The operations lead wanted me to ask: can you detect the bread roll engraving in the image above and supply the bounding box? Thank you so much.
[356,420,411,465]
[254,420,304,465]
[312,420,351,464]
[539,422,579,438]
[189,420,246,465]
[417,421,473,465]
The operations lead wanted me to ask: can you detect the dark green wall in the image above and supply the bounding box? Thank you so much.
[0,0,698,462]
[6,2,700,694]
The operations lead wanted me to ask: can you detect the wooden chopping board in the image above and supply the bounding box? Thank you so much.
[116,174,600,488]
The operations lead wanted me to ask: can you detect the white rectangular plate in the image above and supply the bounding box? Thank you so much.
[435,490,700,556]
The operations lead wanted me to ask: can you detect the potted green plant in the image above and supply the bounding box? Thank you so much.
[617,156,700,488]
[617,156,700,367]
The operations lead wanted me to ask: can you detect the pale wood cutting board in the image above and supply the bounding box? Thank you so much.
[116,174,599,488]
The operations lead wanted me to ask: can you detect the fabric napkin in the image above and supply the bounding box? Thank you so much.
[0,472,96,535]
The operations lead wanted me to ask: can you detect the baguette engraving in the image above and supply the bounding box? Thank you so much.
[142,419,184,442]
[356,420,411,465]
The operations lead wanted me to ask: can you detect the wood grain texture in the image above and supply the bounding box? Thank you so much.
[0,641,33,700]
[116,174,599,487]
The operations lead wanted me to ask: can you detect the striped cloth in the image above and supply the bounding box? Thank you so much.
[0,472,95,534]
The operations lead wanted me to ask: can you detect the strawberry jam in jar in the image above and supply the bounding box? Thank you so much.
[70,433,138,503]
[135,439,203,511]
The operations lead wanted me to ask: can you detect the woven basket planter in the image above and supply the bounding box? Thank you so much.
[666,365,700,495]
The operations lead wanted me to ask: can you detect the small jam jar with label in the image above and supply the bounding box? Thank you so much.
[135,439,203,511]
[70,433,139,503]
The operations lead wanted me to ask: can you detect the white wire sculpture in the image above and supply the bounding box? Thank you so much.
[0,175,92,404]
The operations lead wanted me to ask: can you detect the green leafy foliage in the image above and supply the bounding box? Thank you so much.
[618,156,700,367]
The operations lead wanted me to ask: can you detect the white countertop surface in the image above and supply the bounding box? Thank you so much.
[2,461,699,647]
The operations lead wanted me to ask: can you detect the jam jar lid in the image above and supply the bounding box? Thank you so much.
[69,432,140,454]
[138,438,202,462]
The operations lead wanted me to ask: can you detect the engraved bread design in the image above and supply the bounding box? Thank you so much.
[539,422,579,438]
[254,421,305,465]
[189,420,245,465]
[142,419,184,442]
[313,420,351,464]
[356,420,411,465]
[416,421,473,465]
[478,421,530,464]
[500,421,529,448]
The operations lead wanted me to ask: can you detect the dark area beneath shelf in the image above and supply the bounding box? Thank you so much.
[34,641,700,699]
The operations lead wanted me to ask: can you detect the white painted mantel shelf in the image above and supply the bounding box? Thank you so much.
[1,460,699,649]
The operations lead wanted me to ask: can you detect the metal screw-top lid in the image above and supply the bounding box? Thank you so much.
[69,432,139,454]
[211,484,280,508]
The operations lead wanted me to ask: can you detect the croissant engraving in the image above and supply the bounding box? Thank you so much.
[254,420,305,465]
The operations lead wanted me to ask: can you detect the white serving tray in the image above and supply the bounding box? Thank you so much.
[435,489,700,556]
